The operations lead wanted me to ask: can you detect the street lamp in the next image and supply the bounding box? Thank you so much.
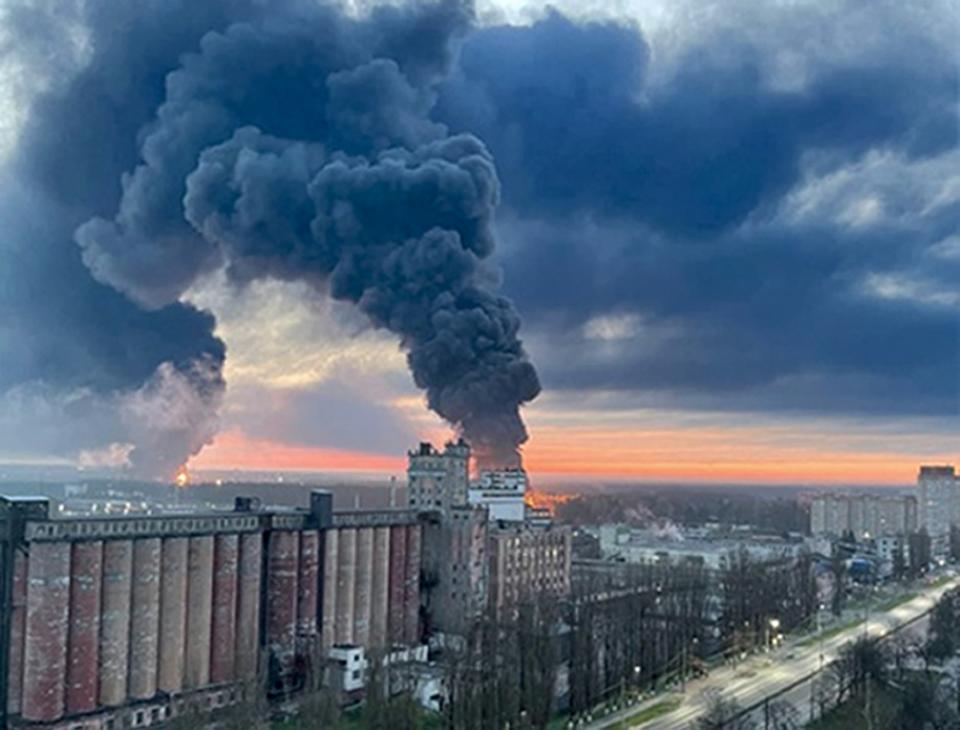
[766,617,781,649]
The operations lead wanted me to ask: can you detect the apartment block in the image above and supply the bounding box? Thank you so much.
[809,493,917,539]
[917,465,959,556]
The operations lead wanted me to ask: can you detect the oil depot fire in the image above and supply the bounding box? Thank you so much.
[173,466,190,489]
[524,489,574,515]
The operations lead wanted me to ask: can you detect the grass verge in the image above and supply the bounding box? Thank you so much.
[607,697,683,729]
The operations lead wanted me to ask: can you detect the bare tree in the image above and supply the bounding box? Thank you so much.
[696,690,755,730]
[765,699,800,729]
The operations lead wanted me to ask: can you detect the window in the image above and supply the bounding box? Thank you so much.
[352,669,361,680]
[135,710,145,725]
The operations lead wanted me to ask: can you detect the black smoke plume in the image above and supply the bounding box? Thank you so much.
[74,0,540,467]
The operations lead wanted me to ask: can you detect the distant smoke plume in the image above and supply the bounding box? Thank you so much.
[73,0,539,467]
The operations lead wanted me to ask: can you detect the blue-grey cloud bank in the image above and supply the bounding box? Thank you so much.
[0,1,956,474]
[438,7,958,418]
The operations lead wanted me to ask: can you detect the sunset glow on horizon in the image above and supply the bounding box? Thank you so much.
[190,423,952,486]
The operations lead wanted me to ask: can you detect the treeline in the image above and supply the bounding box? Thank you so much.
[444,601,560,729]
[555,489,808,534]
[720,550,818,656]
[568,558,710,713]
[810,587,960,729]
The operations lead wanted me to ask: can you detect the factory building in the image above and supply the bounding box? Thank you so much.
[487,523,571,611]
[0,492,424,729]
[468,469,528,523]
[421,506,489,635]
[406,441,470,516]
[407,443,571,631]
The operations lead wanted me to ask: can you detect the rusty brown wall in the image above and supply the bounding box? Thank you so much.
[297,530,319,657]
[388,526,407,645]
[266,531,299,673]
[21,541,71,722]
[6,549,26,716]
[66,540,102,714]
[210,534,239,684]
[236,532,262,679]
[334,528,356,645]
[184,536,214,689]
[353,527,374,647]
[370,526,391,649]
[158,537,188,692]
[98,540,133,707]
[129,538,162,700]
[403,525,422,645]
[320,528,338,651]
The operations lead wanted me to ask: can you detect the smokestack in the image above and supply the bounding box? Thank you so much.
[74,0,540,468]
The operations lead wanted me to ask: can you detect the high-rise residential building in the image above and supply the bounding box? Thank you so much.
[406,440,470,515]
[809,493,917,539]
[468,468,528,522]
[917,465,959,555]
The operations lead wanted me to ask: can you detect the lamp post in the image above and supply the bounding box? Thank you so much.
[769,617,781,649]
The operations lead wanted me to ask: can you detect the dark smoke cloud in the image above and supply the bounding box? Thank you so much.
[434,7,959,419]
[438,9,957,237]
[0,0,257,474]
[73,0,539,467]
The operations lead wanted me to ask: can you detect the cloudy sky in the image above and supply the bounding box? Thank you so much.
[0,0,956,485]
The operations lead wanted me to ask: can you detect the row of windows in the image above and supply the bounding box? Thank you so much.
[27,516,260,540]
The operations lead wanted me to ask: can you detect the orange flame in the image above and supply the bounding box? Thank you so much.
[174,465,190,488]
[524,489,574,515]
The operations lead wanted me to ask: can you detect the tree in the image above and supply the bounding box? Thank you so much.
[298,687,342,729]
[829,554,847,617]
[892,544,906,582]
[765,699,800,729]
[696,690,755,730]
[164,705,205,730]
[950,525,960,562]
[827,637,888,706]
[908,530,931,579]
[926,588,959,662]
[898,672,959,730]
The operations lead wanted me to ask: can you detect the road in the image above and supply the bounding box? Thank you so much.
[588,577,959,730]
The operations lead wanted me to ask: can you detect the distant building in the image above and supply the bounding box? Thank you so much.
[469,469,527,522]
[487,522,571,611]
[917,465,959,556]
[809,493,917,539]
[406,440,469,516]
[407,444,572,627]
[596,524,807,570]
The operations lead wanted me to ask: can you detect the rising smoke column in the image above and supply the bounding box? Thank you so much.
[75,0,540,467]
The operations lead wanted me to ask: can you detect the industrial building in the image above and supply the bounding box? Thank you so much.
[407,442,571,628]
[468,469,528,522]
[487,522,571,611]
[406,441,470,515]
[0,492,425,729]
